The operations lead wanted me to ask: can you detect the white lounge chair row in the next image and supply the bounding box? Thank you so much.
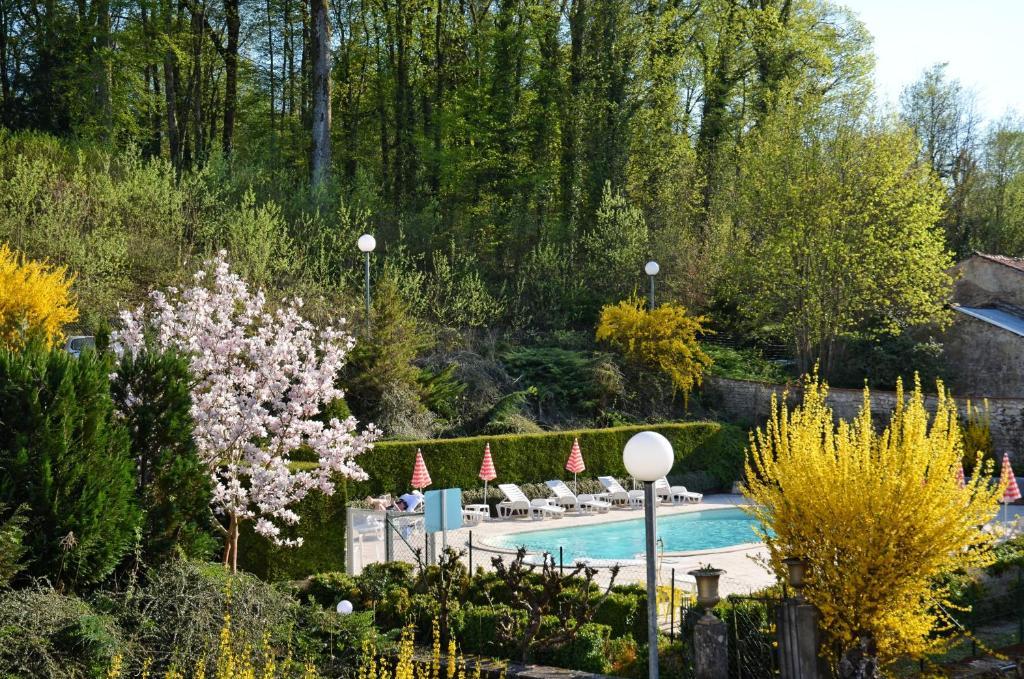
[482,477,702,521]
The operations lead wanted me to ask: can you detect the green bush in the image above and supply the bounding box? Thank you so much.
[111,348,217,564]
[593,590,645,641]
[303,571,360,608]
[335,421,747,497]
[0,345,141,590]
[0,504,27,586]
[0,587,124,679]
[534,620,612,674]
[454,603,525,657]
[703,344,790,383]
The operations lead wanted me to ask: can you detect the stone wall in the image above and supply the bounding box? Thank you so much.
[703,375,1024,459]
[944,314,1024,397]
[954,256,1024,308]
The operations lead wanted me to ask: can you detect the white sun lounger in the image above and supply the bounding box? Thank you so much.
[529,498,566,520]
[497,483,531,518]
[598,476,640,507]
[654,478,703,504]
[545,480,612,513]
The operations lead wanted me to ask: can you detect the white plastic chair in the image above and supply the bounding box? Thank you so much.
[529,498,566,520]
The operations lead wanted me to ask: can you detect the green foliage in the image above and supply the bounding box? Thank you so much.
[0,344,141,590]
[237,481,348,580]
[534,621,612,674]
[0,504,27,586]
[579,182,650,318]
[500,347,625,424]
[0,587,123,678]
[733,94,952,377]
[961,399,994,475]
[110,348,217,564]
[827,332,947,391]
[343,271,436,439]
[303,571,360,609]
[703,344,790,383]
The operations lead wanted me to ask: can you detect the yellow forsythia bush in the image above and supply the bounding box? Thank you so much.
[0,243,78,349]
[595,296,712,403]
[357,619,486,679]
[744,375,1002,669]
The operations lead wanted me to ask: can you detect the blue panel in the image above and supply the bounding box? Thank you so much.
[954,305,1024,338]
[425,488,463,533]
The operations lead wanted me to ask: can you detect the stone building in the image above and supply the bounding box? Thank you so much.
[945,253,1024,397]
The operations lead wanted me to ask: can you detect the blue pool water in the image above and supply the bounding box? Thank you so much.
[489,508,762,562]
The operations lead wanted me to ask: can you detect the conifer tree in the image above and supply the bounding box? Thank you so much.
[0,345,140,590]
[111,348,217,564]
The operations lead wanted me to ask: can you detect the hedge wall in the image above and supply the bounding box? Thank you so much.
[347,421,747,498]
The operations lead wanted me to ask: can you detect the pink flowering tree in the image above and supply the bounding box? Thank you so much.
[114,252,376,571]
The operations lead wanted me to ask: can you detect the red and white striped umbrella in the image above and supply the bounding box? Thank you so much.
[956,464,966,489]
[479,443,497,504]
[1001,452,1021,523]
[411,449,432,491]
[566,438,585,494]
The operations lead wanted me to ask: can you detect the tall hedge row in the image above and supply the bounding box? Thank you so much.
[349,421,747,497]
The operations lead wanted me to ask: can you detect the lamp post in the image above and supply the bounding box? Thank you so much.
[357,234,376,335]
[623,431,675,679]
[645,260,659,309]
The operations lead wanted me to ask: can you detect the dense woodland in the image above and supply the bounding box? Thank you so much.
[0,0,1023,431]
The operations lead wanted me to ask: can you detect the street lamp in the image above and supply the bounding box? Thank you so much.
[336,599,353,615]
[623,431,675,679]
[644,260,659,310]
[357,234,376,335]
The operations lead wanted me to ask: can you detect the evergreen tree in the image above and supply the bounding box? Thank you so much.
[111,348,217,565]
[0,345,140,591]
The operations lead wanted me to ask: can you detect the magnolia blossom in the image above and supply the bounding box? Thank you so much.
[114,252,376,549]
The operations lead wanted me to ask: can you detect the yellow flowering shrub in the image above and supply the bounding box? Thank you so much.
[595,296,712,402]
[743,375,1002,669]
[357,619,485,679]
[0,243,78,349]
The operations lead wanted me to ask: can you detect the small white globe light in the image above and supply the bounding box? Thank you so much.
[357,234,377,253]
[623,431,674,482]
[644,261,660,276]
[336,599,354,615]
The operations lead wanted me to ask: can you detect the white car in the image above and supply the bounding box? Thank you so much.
[64,335,96,357]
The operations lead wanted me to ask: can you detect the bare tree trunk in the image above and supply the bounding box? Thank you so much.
[310,0,332,187]
[162,0,181,168]
[222,513,236,568]
[222,0,240,156]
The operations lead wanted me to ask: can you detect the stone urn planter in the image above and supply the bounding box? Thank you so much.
[688,567,725,612]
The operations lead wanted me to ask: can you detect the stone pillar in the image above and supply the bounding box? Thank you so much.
[777,598,822,679]
[694,612,729,679]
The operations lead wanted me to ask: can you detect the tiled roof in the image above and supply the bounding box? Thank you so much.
[953,305,1024,338]
[974,252,1024,274]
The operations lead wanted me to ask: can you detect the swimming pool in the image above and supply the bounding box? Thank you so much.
[487,508,762,562]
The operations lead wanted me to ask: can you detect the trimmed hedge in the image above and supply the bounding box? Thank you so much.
[333,421,746,497]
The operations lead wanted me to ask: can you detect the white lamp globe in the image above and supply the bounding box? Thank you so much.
[622,431,674,482]
[644,260,660,276]
[357,234,377,253]
[336,599,354,615]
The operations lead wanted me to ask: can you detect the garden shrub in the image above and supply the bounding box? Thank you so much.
[111,348,216,565]
[453,603,525,657]
[0,586,125,678]
[670,470,719,494]
[0,345,141,590]
[304,571,360,609]
[534,620,612,674]
[0,504,27,585]
[125,559,300,674]
[292,604,377,678]
[703,344,790,383]
[593,590,645,641]
[0,243,79,350]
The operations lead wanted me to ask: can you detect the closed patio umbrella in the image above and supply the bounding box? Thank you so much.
[479,442,497,504]
[1001,453,1020,524]
[566,437,585,495]
[411,449,432,492]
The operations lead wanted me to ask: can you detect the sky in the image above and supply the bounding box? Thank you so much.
[839,0,1023,122]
